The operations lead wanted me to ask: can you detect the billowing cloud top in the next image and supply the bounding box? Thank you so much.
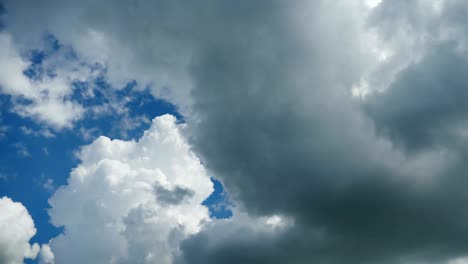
[0,196,39,264]
[48,115,213,263]
[0,197,48,264]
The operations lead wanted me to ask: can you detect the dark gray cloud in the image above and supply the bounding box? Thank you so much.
[182,1,468,264]
[367,43,468,151]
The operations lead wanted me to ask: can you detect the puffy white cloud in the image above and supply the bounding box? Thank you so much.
[47,114,213,264]
[0,29,163,134]
[39,244,55,264]
[0,196,40,264]
[0,32,85,129]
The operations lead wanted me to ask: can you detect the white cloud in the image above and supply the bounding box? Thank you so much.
[13,142,31,158]
[0,33,35,97]
[364,0,382,9]
[0,196,40,264]
[0,117,8,140]
[47,114,213,264]
[42,178,56,192]
[39,244,55,264]
[20,126,55,138]
[450,258,468,264]
[0,32,85,129]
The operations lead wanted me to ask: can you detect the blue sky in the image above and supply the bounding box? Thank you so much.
[0,30,231,263]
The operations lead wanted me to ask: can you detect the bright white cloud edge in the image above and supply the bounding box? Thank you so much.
[0,196,52,264]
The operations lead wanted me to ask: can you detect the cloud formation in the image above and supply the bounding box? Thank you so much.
[4,1,468,264]
[0,196,39,264]
[47,115,213,264]
[39,244,55,264]
[0,33,86,129]
[184,1,468,263]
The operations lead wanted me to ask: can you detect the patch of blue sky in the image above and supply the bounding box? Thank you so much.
[0,93,68,246]
[203,178,234,219]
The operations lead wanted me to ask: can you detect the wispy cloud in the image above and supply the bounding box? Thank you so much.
[13,142,31,158]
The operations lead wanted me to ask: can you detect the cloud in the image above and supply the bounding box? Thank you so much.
[36,175,56,192]
[20,126,55,138]
[3,0,195,111]
[363,0,468,153]
[0,27,155,135]
[0,32,85,129]
[13,142,30,158]
[155,0,468,263]
[39,244,55,264]
[0,196,40,264]
[182,1,466,262]
[5,1,468,264]
[47,115,213,264]
[177,210,295,264]
[366,43,468,151]
[0,124,8,140]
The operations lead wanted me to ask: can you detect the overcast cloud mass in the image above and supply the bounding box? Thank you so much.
[2,0,468,264]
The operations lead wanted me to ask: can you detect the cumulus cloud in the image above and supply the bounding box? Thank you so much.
[0,196,40,264]
[0,32,85,129]
[47,115,213,264]
[39,244,55,264]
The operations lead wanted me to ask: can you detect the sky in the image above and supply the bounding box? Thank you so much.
[2,0,468,264]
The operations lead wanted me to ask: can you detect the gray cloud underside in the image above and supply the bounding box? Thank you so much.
[185,1,468,263]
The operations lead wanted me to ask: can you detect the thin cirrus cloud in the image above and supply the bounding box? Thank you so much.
[2,0,468,264]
